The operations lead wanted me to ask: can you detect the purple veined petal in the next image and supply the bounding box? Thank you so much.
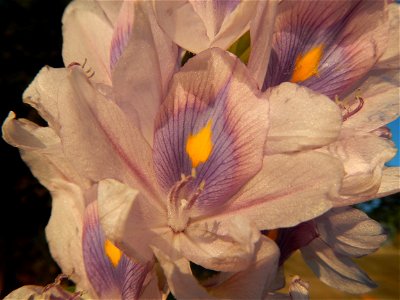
[153,48,269,213]
[262,0,389,98]
[83,201,150,299]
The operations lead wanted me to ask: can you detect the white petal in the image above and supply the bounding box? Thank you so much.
[112,1,178,145]
[264,82,342,155]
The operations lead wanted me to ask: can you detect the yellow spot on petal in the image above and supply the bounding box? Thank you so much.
[104,239,122,267]
[291,44,324,83]
[266,229,279,241]
[186,120,213,168]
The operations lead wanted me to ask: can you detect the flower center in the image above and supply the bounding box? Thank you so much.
[167,175,205,233]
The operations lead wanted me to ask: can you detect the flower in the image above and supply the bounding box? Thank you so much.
[249,0,399,205]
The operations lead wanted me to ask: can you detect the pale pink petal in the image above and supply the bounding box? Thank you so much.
[264,82,342,155]
[62,0,114,84]
[373,3,400,70]
[247,0,278,88]
[323,132,396,205]
[301,238,377,294]
[45,181,90,291]
[112,1,179,145]
[202,151,343,230]
[211,0,257,51]
[97,179,167,263]
[376,167,400,197]
[58,68,162,202]
[22,66,68,131]
[316,207,386,258]
[153,0,256,53]
[2,113,90,190]
[180,216,261,272]
[95,0,122,25]
[209,237,279,299]
[151,245,212,299]
[153,1,208,53]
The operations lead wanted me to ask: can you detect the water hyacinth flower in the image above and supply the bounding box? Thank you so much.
[2,0,400,299]
[250,0,400,205]
[96,48,344,298]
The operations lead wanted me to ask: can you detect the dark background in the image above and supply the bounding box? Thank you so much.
[0,0,70,297]
[0,0,398,299]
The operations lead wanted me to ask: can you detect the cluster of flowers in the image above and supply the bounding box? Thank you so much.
[3,0,399,299]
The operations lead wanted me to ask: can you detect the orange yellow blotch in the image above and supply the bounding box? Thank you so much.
[291,44,324,83]
[104,239,122,267]
[186,120,213,168]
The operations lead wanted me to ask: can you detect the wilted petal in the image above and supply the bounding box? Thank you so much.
[58,67,162,202]
[263,0,389,97]
[264,82,342,155]
[203,151,343,230]
[153,48,269,212]
[97,179,167,263]
[112,1,179,145]
[62,0,114,84]
[315,207,386,258]
[376,167,400,197]
[181,216,260,272]
[301,238,377,294]
[208,237,279,299]
[154,0,257,53]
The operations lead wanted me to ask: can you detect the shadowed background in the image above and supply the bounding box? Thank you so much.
[0,0,398,299]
